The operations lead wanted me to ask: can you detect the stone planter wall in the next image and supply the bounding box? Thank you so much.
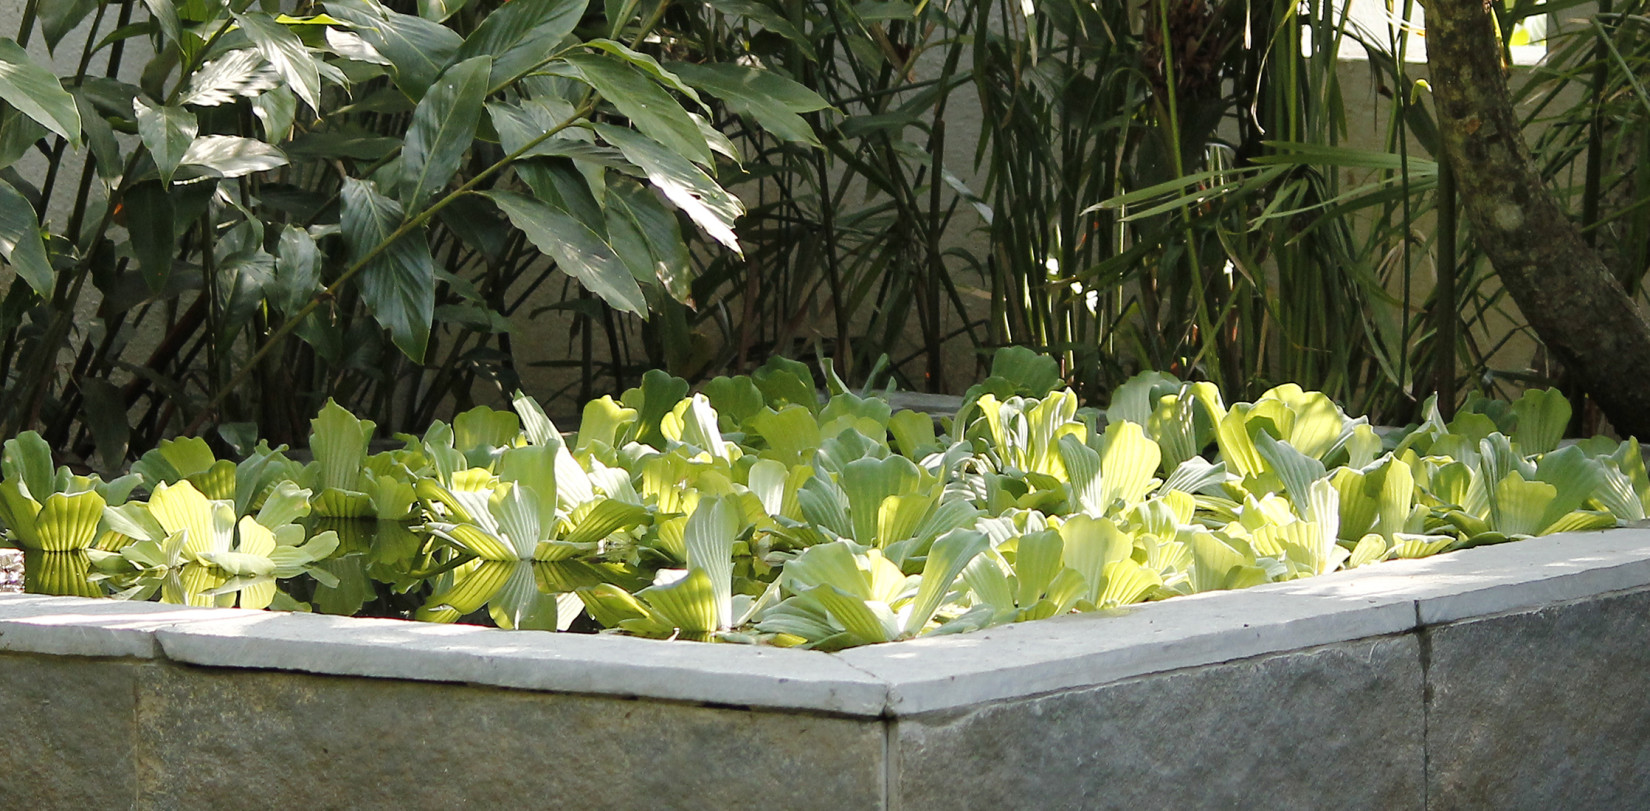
[5,528,1650,809]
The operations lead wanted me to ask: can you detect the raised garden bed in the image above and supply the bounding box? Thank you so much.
[5,527,1650,808]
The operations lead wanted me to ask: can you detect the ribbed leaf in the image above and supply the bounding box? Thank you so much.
[490,561,559,631]
[1490,473,1557,537]
[638,568,718,634]
[562,498,650,547]
[1096,559,1159,607]
[808,584,895,645]
[1511,388,1569,455]
[682,495,739,629]
[902,529,987,635]
[33,491,106,552]
[1011,529,1064,608]
[1100,421,1161,510]
[1059,514,1134,603]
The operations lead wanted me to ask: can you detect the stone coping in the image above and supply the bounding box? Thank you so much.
[4,527,1649,718]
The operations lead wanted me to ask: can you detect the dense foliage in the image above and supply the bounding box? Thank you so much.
[5,351,1641,649]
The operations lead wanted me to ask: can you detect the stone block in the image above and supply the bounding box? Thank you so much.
[891,635,1424,811]
[0,652,141,809]
[134,665,885,810]
[1426,586,1650,809]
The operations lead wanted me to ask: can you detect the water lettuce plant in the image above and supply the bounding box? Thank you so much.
[2,353,1641,650]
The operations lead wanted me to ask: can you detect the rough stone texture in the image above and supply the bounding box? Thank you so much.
[891,635,1424,811]
[133,665,885,810]
[0,653,141,808]
[1426,586,1650,809]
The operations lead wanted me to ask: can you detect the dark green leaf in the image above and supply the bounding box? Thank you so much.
[596,124,742,253]
[0,40,82,146]
[341,178,434,360]
[78,378,130,474]
[671,62,829,146]
[134,99,196,184]
[700,0,812,55]
[140,0,184,49]
[418,0,469,22]
[607,177,691,301]
[567,54,711,167]
[487,190,646,315]
[42,0,101,53]
[0,176,51,296]
[275,225,322,314]
[325,0,462,100]
[0,105,47,169]
[251,86,297,141]
[457,0,588,91]
[232,10,322,111]
[70,89,121,181]
[124,180,176,291]
[584,40,701,104]
[400,55,491,213]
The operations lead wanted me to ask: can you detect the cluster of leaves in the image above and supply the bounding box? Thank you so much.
[5,351,1642,650]
[0,0,829,460]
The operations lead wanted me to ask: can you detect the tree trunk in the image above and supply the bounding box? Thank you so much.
[1426,0,1650,439]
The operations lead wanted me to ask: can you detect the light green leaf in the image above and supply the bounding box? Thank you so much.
[401,56,491,212]
[1100,421,1161,510]
[639,568,718,634]
[904,528,987,635]
[1490,473,1557,537]
[487,190,647,315]
[683,495,740,629]
[33,491,106,552]
[0,40,80,146]
[1012,530,1065,608]
[341,177,435,360]
[1511,388,1570,455]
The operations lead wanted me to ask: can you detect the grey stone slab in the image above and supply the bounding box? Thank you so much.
[0,652,142,808]
[0,593,250,658]
[840,586,1415,715]
[134,664,886,810]
[154,610,891,716]
[892,635,1424,811]
[1425,586,1650,809]
[1273,528,1650,626]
